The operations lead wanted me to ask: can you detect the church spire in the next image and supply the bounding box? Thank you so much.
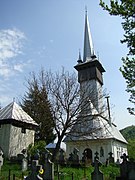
[83,9,95,62]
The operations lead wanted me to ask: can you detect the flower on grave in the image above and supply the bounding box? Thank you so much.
[39,168,44,174]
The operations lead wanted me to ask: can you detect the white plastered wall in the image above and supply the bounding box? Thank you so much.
[8,125,35,158]
[66,139,115,163]
[0,124,11,158]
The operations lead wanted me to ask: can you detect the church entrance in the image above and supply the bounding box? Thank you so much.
[83,148,92,164]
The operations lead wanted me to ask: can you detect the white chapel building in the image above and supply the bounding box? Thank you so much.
[64,11,127,163]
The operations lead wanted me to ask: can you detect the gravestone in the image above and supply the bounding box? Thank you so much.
[116,153,135,180]
[105,158,109,167]
[25,160,43,180]
[108,152,114,164]
[21,148,28,172]
[68,148,80,166]
[91,152,104,180]
[68,152,73,163]
[116,158,120,165]
[33,150,40,160]
[73,148,79,164]
[128,159,135,180]
[119,153,129,179]
[0,148,4,171]
[43,148,54,180]
[58,149,65,165]
[82,150,87,164]
[22,158,28,172]
[17,153,25,163]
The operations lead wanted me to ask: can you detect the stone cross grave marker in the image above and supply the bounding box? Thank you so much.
[91,151,104,180]
[68,147,79,166]
[128,159,135,180]
[73,148,79,164]
[116,153,135,180]
[43,148,54,180]
[25,160,43,180]
[120,153,129,179]
[108,152,114,164]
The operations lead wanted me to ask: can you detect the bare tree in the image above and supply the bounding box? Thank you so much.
[43,67,107,161]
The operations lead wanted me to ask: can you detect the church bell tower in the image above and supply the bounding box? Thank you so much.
[64,10,128,164]
[74,10,105,112]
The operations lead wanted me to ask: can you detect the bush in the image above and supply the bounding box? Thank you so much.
[27,140,46,157]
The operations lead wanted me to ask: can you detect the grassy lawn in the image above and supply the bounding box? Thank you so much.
[0,161,120,180]
[0,161,28,180]
[55,164,120,180]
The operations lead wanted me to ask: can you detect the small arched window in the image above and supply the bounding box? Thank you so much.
[100,147,104,157]
[21,128,26,134]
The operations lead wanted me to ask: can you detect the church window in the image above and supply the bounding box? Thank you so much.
[21,128,26,134]
[100,147,104,157]
[121,148,123,156]
[117,147,120,159]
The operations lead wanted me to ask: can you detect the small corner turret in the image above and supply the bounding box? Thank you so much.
[77,49,83,64]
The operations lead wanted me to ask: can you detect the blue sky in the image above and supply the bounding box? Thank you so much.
[0,0,134,129]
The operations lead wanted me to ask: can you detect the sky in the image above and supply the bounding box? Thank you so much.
[0,0,134,129]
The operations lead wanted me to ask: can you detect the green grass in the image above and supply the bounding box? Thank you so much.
[56,164,120,180]
[0,161,28,180]
[56,166,94,180]
[0,161,120,180]
[100,164,120,180]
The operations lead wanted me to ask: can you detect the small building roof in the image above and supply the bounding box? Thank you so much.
[46,142,66,151]
[0,102,38,127]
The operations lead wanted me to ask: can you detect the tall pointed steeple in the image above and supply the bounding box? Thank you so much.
[75,9,105,85]
[83,9,94,62]
[74,9,105,110]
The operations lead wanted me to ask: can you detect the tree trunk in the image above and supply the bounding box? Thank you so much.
[51,138,62,162]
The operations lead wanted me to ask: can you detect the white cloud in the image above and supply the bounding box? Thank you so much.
[0,28,26,77]
[0,66,12,77]
[14,63,25,72]
[0,28,25,60]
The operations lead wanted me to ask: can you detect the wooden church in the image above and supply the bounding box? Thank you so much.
[64,11,127,163]
[0,101,38,158]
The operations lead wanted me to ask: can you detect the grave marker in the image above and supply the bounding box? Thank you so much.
[43,148,54,180]
[116,153,135,180]
[58,149,65,165]
[0,148,3,171]
[25,160,43,180]
[91,152,104,180]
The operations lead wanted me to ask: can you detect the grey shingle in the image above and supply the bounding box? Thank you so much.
[0,102,38,126]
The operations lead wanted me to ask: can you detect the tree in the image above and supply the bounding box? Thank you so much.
[44,68,107,162]
[100,0,135,115]
[21,71,55,144]
[120,57,135,115]
[127,139,135,160]
[120,125,135,141]
[22,68,107,162]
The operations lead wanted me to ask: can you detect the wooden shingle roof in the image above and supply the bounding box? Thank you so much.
[0,102,38,128]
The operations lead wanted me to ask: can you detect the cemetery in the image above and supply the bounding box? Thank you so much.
[0,4,134,180]
[0,147,135,179]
